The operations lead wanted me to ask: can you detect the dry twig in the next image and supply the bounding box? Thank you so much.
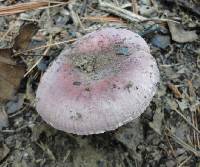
[164,131,176,158]
[98,0,146,22]
[24,36,53,77]
[0,1,68,16]
[178,155,192,167]
[82,16,124,23]
[98,0,179,23]
[14,38,76,56]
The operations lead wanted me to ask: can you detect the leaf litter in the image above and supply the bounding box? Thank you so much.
[0,0,199,166]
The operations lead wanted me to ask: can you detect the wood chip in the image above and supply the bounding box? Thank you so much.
[0,1,48,16]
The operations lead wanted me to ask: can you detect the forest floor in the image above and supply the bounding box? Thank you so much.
[0,0,200,167]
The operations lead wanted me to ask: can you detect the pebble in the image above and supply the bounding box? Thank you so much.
[139,5,156,17]
[151,34,171,49]
[6,94,24,114]
[166,160,176,167]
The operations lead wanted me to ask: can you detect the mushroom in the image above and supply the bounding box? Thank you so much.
[36,28,159,135]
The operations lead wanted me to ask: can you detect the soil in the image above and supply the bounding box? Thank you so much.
[0,0,200,167]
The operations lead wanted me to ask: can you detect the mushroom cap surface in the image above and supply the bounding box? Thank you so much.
[36,28,160,135]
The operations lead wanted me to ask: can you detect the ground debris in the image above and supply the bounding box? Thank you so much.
[151,34,170,49]
[168,22,198,43]
[163,0,200,16]
[0,143,10,161]
[167,82,182,99]
[114,118,143,160]
[13,23,39,51]
[0,106,8,130]
[0,0,199,166]
[0,60,25,102]
[0,22,39,102]
[149,109,164,135]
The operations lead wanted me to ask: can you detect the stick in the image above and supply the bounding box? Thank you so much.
[98,0,146,22]
[98,0,179,23]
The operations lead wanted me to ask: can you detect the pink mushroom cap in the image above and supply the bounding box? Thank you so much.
[36,28,160,135]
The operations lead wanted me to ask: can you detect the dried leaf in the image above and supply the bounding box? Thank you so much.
[114,119,143,160]
[0,48,15,65]
[0,106,8,130]
[149,109,164,135]
[167,82,182,98]
[168,22,198,43]
[0,143,10,161]
[0,62,25,101]
[13,23,39,51]
[31,124,56,142]
[0,22,39,101]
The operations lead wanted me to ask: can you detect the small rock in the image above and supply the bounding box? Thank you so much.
[6,94,24,114]
[139,5,156,17]
[19,13,31,20]
[37,58,49,72]
[60,8,70,16]
[166,160,176,167]
[151,34,171,49]
[54,16,70,26]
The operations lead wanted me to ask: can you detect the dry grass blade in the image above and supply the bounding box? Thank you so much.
[24,36,53,77]
[178,155,192,167]
[14,38,76,56]
[164,131,176,158]
[36,142,56,161]
[0,1,68,16]
[82,16,124,23]
[166,128,200,157]
[173,108,200,135]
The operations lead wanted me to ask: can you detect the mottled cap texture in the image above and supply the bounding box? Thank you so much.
[36,27,160,135]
